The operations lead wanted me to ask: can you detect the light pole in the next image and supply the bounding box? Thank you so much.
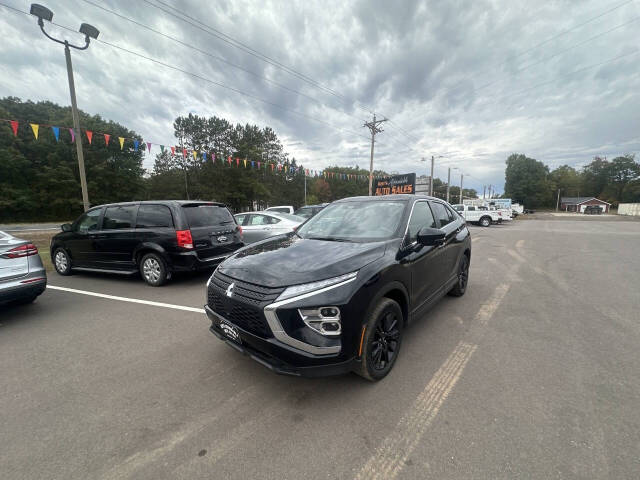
[460,173,465,204]
[30,4,99,212]
[447,166,459,203]
[422,155,444,196]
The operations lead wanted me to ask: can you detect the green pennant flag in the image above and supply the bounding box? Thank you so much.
[160,145,165,154]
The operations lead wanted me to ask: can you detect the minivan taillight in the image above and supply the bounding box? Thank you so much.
[7,243,38,258]
[176,229,194,249]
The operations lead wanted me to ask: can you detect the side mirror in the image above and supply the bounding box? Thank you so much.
[61,223,72,232]
[417,227,445,246]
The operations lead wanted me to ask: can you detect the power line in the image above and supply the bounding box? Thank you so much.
[143,0,376,116]
[80,0,368,125]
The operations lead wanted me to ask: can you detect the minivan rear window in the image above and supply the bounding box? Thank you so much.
[183,205,234,227]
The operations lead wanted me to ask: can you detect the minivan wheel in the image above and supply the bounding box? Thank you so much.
[140,253,168,286]
[53,248,72,275]
[354,298,404,382]
[480,216,491,227]
[449,254,469,297]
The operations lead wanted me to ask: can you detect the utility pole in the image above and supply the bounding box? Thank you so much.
[446,167,451,203]
[430,156,435,196]
[460,174,464,204]
[488,184,492,200]
[556,188,561,211]
[31,4,99,212]
[482,185,486,199]
[304,172,307,205]
[363,114,387,195]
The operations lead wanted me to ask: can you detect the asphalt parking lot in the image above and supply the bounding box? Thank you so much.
[2,217,640,479]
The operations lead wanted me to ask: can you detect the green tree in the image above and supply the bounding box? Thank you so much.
[504,153,552,208]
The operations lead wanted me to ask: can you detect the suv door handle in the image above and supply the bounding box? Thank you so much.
[89,234,106,239]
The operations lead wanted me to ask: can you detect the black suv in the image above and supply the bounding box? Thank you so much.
[205,195,471,380]
[51,201,243,286]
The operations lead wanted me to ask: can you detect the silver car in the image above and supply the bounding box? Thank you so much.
[0,231,47,305]
[234,212,304,244]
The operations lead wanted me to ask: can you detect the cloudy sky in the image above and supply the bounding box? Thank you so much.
[1,0,639,194]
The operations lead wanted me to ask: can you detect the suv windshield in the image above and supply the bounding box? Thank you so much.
[182,205,234,227]
[296,200,406,242]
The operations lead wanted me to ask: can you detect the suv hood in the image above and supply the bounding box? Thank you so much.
[218,234,387,288]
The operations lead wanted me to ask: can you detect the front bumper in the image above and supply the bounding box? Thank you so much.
[206,305,355,377]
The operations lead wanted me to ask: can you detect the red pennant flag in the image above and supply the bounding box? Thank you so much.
[86,130,93,144]
[271,163,274,170]
[10,120,18,136]
[258,161,261,169]
[170,146,175,156]
[227,156,232,165]
[146,142,152,153]
[236,157,240,166]
[103,133,110,146]
[182,148,187,158]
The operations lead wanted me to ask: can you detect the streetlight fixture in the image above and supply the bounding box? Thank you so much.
[30,4,99,212]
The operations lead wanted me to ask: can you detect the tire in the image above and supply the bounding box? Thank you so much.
[139,252,168,287]
[53,248,72,275]
[353,298,404,382]
[479,216,491,227]
[448,254,470,297]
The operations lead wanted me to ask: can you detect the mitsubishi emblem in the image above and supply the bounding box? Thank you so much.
[226,282,235,298]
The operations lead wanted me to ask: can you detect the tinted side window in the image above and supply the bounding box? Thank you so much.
[266,216,281,224]
[431,202,453,227]
[136,205,173,228]
[407,202,437,242]
[75,208,102,233]
[235,215,247,225]
[103,205,137,230]
[467,206,476,211]
[249,214,268,226]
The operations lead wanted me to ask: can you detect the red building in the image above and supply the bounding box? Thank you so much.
[560,197,611,213]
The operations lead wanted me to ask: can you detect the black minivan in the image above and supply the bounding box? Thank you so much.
[51,201,243,286]
[206,194,471,380]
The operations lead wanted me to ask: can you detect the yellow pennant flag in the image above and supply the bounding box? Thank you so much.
[30,123,39,139]
[243,159,247,168]
[284,165,288,173]
[119,137,125,150]
[192,150,197,160]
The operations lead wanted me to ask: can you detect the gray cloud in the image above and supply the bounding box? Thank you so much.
[1,0,639,193]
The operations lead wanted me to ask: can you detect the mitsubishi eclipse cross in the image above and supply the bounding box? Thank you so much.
[205,194,471,381]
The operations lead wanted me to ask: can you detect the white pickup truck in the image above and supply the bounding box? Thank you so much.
[452,204,501,227]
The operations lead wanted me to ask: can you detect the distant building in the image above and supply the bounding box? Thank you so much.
[560,197,611,213]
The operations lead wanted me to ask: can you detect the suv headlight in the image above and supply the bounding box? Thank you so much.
[276,271,357,301]
[298,307,341,336]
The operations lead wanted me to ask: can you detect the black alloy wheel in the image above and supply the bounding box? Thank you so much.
[354,297,404,381]
[449,254,469,297]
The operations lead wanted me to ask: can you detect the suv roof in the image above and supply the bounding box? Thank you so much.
[90,200,226,208]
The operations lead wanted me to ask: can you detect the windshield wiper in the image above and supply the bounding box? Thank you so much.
[306,236,351,242]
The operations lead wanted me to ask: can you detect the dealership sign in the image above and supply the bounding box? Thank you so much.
[373,173,416,195]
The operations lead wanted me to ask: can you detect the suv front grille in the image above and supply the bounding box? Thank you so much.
[207,271,285,338]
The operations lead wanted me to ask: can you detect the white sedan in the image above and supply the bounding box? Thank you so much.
[234,211,305,244]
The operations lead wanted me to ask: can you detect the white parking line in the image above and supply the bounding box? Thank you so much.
[47,285,205,314]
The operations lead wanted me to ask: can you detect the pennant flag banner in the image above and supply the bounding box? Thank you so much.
[2,118,365,185]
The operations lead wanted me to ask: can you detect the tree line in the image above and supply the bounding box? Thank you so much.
[504,153,640,209]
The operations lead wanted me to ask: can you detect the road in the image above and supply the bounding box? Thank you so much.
[2,218,639,479]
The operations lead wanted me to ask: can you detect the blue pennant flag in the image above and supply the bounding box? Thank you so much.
[133,139,139,151]
[52,126,59,142]
[203,152,207,162]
